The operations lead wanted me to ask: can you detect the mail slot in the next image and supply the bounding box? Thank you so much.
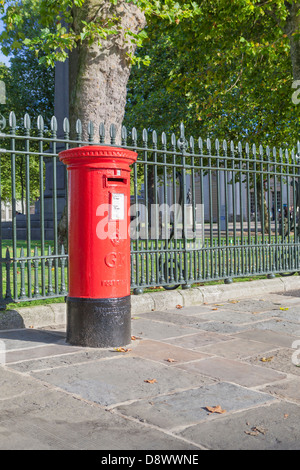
[59,145,137,348]
[106,177,127,185]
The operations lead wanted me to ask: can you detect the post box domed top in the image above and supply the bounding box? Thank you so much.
[59,145,138,170]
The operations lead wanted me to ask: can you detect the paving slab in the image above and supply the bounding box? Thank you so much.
[189,320,249,334]
[177,402,300,450]
[233,329,299,348]
[30,356,211,407]
[8,347,115,372]
[220,298,279,313]
[264,306,300,323]
[195,309,277,325]
[137,310,209,327]
[0,368,45,401]
[161,331,235,349]
[0,387,199,450]
[251,319,300,336]
[115,382,276,431]
[131,317,199,340]
[263,377,300,403]
[246,348,300,377]
[195,337,281,360]
[127,339,212,365]
[175,357,287,387]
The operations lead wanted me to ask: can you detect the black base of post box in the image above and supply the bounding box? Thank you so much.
[66,296,131,348]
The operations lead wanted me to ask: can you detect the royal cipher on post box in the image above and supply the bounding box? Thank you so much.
[59,145,137,348]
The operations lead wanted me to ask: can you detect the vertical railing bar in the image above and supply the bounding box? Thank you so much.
[10,113,18,300]
[162,132,169,285]
[19,247,26,299]
[52,127,59,294]
[63,117,70,292]
[38,116,46,297]
[238,142,244,275]
[207,138,213,279]
[230,141,237,276]
[252,145,258,274]
[152,130,159,284]
[132,128,140,287]
[190,135,197,282]
[273,147,278,270]
[215,139,221,278]
[5,247,12,300]
[223,140,230,280]
[171,134,178,283]
[33,245,39,297]
[180,125,188,285]
[198,137,204,282]
[142,129,150,286]
[47,245,53,296]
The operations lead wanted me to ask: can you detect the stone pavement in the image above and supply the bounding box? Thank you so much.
[1,281,300,450]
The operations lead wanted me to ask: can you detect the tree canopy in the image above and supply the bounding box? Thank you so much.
[125,1,300,148]
[1,1,300,148]
[0,0,201,66]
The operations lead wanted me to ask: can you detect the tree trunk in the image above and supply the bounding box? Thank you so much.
[285,1,300,80]
[69,0,146,141]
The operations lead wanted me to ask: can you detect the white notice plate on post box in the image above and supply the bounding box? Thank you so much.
[110,193,125,220]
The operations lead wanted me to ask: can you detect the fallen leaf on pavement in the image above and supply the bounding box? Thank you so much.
[245,430,259,436]
[280,307,289,311]
[114,347,132,353]
[211,308,218,311]
[245,426,267,436]
[144,379,157,384]
[165,358,177,363]
[131,335,141,340]
[205,405,226,414]
[260,356,274,362]
[176,305,183,309]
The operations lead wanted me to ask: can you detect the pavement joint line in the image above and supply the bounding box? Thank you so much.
[9,352,129,372]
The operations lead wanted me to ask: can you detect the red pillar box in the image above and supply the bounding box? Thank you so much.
[59,146,137,347]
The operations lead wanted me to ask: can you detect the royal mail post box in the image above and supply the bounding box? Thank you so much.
[59,145,137,347]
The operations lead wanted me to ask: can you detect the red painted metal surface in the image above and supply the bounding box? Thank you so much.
[59,146,137,299]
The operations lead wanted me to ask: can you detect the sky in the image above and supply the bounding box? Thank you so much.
[0,53,11,66]
[0,18,11,67]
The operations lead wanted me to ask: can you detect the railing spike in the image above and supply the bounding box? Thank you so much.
[24,113,31,129]
[51,116,57,132]
[37,115,44,131]
[63,117,70,134]
[9,111,16,128]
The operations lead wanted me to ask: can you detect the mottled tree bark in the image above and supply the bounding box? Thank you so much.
[285,1,300,80]
[69,0,146,141]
